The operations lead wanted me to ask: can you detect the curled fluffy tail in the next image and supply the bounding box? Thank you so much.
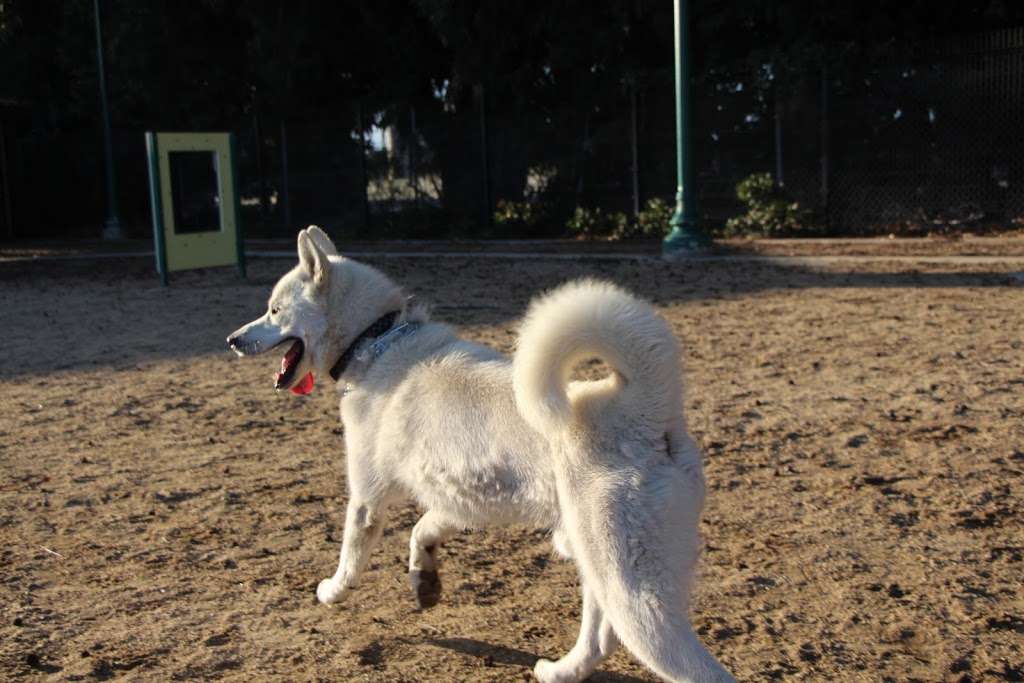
[513,279,683,434]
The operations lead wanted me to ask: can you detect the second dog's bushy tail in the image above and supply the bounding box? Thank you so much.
[512,279,683,435]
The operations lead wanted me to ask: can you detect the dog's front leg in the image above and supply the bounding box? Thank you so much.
[316,496,390,605]
[534,585,619,683]
[408,510,457,609]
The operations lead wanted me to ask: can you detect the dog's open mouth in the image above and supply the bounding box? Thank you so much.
[275,339,315,395]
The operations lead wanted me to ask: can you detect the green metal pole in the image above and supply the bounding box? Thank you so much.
[94,0,122,240]
[662,0,708,257]
[145,132,168,286]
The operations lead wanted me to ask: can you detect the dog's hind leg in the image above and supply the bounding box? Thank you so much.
[533,585,619,683]
[317,495,391,605]
[408,510,457,609]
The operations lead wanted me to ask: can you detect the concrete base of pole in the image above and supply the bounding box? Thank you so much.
[662,212,709,260]
[662,236,710,259]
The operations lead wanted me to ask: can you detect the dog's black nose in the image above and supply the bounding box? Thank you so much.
[226,335,238,348]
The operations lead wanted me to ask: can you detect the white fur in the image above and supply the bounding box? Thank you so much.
[228,227,735,683]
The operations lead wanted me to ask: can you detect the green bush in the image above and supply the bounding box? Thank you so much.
[563,199,683,240]
[564,206,626,238]
[493,199,545,231]
[634,197,674,238]
[725,172,813,237]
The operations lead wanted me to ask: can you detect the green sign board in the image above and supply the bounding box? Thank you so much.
[145,132,246,285]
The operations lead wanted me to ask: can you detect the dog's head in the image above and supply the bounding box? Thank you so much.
[227,225,404,395]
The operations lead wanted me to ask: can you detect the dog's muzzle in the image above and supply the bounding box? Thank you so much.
[227,314,288,357]
[227,335,265,356]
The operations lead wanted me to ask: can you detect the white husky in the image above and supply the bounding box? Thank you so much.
[228,226,734,683]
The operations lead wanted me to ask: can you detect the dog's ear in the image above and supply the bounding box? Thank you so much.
[305,225,338,256]
[297,230,329,289]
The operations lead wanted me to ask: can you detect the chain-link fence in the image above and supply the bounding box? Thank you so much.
[748,26,1024,234]
[1,27,1022,240]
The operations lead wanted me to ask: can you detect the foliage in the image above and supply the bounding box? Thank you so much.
[564,198,673,240]
[634,197,674,238]
[3,0,1024,236]
[565,206,629,239]
[493,200,545,231]
[724,173,813,237]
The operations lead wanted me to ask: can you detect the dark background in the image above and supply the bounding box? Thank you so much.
[1,1,1023,240]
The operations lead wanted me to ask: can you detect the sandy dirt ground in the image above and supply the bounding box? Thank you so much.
[3,233,1024,260]
[1,253,1022,682]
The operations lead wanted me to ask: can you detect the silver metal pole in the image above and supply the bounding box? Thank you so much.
[94,0,122,239]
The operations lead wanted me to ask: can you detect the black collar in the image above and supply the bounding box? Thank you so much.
[329,311,401,381]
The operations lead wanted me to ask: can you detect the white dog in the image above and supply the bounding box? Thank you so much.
[228,226,734,683]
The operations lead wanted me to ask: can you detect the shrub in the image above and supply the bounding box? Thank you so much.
[565,200,677,240]
[725,172,813,237]
[493,199,545,231]
[565,206,629,239]
[608,211,631,239]
[634,197,674,238]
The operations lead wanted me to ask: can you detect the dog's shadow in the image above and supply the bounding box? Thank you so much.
[428,637,652,682]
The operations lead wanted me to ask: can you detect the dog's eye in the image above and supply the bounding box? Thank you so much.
[271,307,280,315]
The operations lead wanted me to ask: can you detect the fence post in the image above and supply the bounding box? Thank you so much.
[477,83,492,228]
[94,0,122,239]
[773,72,785,188]
[574,115,590,206]
[819,62,830,229]
[357,102,371,231]
[0,119,12,239]
[630,77,641,218]
[280,120,292,235]
[252,90,269,231]
[410,106,420,208]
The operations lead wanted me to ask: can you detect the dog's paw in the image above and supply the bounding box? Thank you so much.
[316,578,346,605]
[533,658,576,683]
[409,569,442,609]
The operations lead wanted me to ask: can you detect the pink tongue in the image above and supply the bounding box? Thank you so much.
[290,372,315,395]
